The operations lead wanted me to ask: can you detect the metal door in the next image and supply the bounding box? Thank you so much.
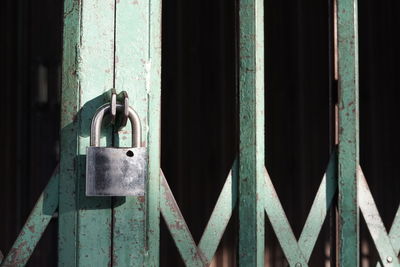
[1,0,399,266]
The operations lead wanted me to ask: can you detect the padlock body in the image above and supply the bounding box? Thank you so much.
[86,147,147,196]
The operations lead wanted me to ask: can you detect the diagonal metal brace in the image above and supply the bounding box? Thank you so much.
[160,160,238,266]
[358,168,400,267]
[1,166,59,267]
[262,152,337,266]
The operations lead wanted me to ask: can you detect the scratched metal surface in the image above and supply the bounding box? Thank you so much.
[86,147,147,196]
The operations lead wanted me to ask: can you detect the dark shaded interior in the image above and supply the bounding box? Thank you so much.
[1,0,399,266]
[0,1,62,266]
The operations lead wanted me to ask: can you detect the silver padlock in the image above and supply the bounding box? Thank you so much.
[86,103,147,196]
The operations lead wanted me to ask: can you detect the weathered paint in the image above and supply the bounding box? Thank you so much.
[58,0,81,263]
[238,0,265,265]
[113,1,162,265]
[261,152,337,266]
[112,0,149,265]
[160,164,237,266]
[59,0,115,265]
[4,0,398,265]
[198,160,237,263]
[387,206,400,263]
[263,169,308,266]
[298,152,337,262]
[337,0,360,265]
[358,168,400,266]
[160,171,206,267]
[145,0,162,265]
[60,0,161,265]
[1,168,59,266]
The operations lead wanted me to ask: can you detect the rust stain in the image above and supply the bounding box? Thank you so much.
[8,241,28,265]
[112,250,118,267]
[27,225,35,233]
[72,113,78,123]
[170,220,185,231]
[138,196,145,203]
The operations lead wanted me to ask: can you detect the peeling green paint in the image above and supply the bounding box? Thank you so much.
[59,1,114,266]
[238,0,265,265]
[59,0,161,266]
[263,153,337,266]
[198,160,238,263]
[298,153,337,262]
[160,162,237,266]
[145,0,162,265]
[337,0,360,265]
[112,0,149,265]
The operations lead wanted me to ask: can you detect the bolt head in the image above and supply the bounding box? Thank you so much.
[387,256,393,263]
[295,263,302,267]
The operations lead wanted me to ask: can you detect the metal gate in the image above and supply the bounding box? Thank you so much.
[1,0,399,266]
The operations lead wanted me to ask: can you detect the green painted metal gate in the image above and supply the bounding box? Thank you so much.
[1,0,399,266]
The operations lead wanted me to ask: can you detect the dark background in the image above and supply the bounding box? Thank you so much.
[1,0,399,266]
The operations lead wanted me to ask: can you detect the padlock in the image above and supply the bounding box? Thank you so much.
[86,103,147,196]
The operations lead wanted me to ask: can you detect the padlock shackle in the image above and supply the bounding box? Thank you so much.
[90,103,142,147]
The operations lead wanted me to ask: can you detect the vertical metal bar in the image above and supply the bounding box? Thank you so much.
[112,0,161,265]
[238,0,265,265]
[112,0,147,264]
[59,0,80,264]
[59,0,115,265]
[328,0,338,264]
[146,1,162,265]
[337,0,359,265]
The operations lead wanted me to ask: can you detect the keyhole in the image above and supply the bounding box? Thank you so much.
[126,150,134,157]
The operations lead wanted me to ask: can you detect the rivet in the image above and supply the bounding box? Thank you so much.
[295,263,302,267]
[387,256,393,263]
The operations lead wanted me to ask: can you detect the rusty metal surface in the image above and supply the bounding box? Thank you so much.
[160,171,206,266]
[59,0,115,265]
[337,0,360,265]
[262,153,337,266]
